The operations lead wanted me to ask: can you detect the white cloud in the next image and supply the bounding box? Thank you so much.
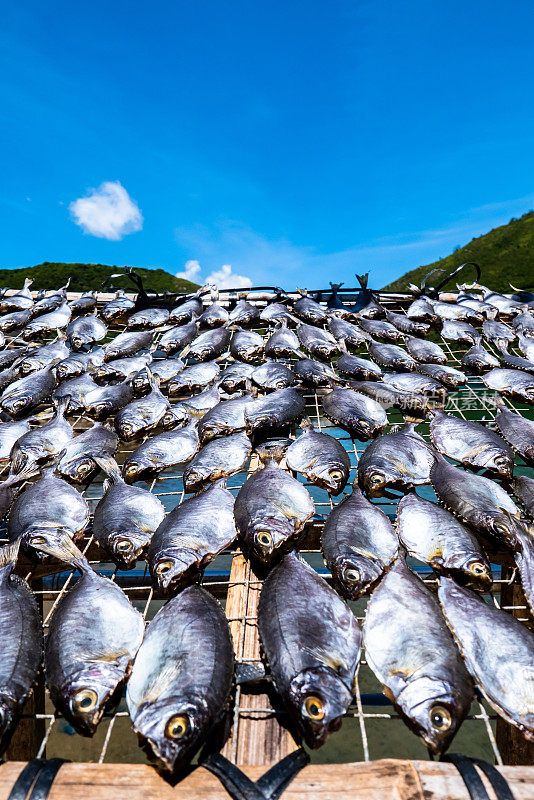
[69,181,143,240]
[176,258,252,289]
[205,264,252,289]
[175,259,202,282]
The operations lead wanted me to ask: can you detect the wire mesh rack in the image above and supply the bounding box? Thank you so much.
[3,289,534,770]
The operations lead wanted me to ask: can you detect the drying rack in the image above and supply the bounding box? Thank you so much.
[1,287,533,800]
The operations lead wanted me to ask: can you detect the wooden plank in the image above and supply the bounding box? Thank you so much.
[1,760,534,800]
[222,553,298,766]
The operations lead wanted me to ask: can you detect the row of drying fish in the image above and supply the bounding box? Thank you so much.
[2,535,533,774]
[0,280,533,769]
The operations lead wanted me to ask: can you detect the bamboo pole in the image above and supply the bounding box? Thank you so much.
[0,760,533,800]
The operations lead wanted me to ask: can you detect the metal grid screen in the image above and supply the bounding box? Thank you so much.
[4,290,533,768]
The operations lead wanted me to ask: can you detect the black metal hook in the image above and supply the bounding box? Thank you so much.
[200,748,310,800]
[442,754,516,800]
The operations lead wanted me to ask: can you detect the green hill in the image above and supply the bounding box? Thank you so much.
[0,262,199,294]
[383,211,534,293]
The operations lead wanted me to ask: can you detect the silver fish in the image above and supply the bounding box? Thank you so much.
[405,336,447,365]
[322,485,398,598]
[251,360,296,391]
[433,301,481,323]
[114,372,170,441]
[482,316,515,350]
[0,540,43,754]
[11,395,73,472]
[245,387,305,434]
[101,290,135,323]
[197,393,252,443]
[430,454,523,549]
[56,421,118,484]
[68,291,97,315]
[83,378,133,420]
[127,307,170,329]
[513,308,534,334]
[0,309,32,332]
[8,466,90,555]
[103,330,154,361]
[23,302,72,338]
[418,363,467,389]
[45,561,144,736]
[92,455,165,568]
[183,432,251,493]
[497,346,534,374]
[357,316,402,342]
[0,417,32,460]
[438,577,534,741]
[264,320,300,358]
[234,453,314,563]
[260,301,294,323]
[382,371,448,405]
[219,361,255,393]
[496,405,534,465]
[258,552,361,748]
[384,309,429,336]
[53,373,99,413]
[132,358,184,393]
[357,423,435,496]
[169,292,205,324]
[56,346,106,381]
[293,292,328,324]
[297,323,339,360]
[66,314,108,349]
[0,279,34,313]
[429,409,514,476]
[96,353,153,383]
[396,492,491,590]
[126,585,234,773]
[123,419,199,483]
[336,352,383,380]
[159,321,198,355]
[168,361,219,396]
[483,368,534,402]
[148,480,238,592]
[461,337,500,373]
[322,388,387,439]
[440,319,479,345]
[513,475,534,517]
[347,379,429,416]
[365,557,473,754]
[17,337,70,374]
[189,327,231,361]
[367,340,417,371]
[285,419,350,495]
[228,296,260,326]
[327,316,369,348]
[518,331,534,361]
[230,328,264,363]
[0,365,56,417]
[198,292,229,328]
[406,296,439,324]
[293,357,337,387]
[164,383,222,427]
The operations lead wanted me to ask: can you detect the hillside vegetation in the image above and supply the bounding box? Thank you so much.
[383,211,534,293]
[0,263,199,294]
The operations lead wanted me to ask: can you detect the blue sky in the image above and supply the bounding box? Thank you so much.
[1,0,533,288]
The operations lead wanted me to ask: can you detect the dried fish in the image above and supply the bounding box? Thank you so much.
[440,319,479,345]
[364,557,473,754]
[183,432,252,493]
[168,361,220,396]
[293,357,337,387]
[0,366,56,417]
[148,480,238,592]
[483,368,534,402]
[123,420,199,483]
[127,307,170,329]
[322,388,387,439]
[66,314,108,350]
[322,485,398,598]
[336,351,383,380]
[384,309,429,336]
[461,337,500,373]
[396,492,491,590]
[405,336,447,365]
[264,320,300,358]
[11,396,74,472]
[83,379,133,420]
[56,421,118,484]
[495,405,534,465]
[189,327,231,361]
[285,419,350,495]
[327,316,369,348]
[251,361,296,391]
[429,409,513,476]
[258,552,361,748]
[297,323,339,360]
[357,423,435,496]
[367,340,417,371]
[230,327,264,363]
[198,393,252,443]
[159,321,198,355]
[245,387,305,434]
[114,372,169,441]
[103,330,154,361]
[228,296,260,326]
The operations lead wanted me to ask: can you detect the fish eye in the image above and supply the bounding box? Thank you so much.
[329,469,343,482]
[115,539,133,553]
[255,531,272,548]
[344,566,360,584]
[492,519,509,535]
[467,561,487,577]
[303,695,325,721]
[72,688,98,712]
[165,714,189,739]
[429,705,452,731]
[368,473,385,488]
[124,463,138,476]
[78,460,93,474]
[156,560,173,575]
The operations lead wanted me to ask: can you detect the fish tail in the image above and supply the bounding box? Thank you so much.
[93,454,123,483]
[54,393,71,417]
[256,440,290,465]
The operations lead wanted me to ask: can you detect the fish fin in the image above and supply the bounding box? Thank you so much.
[141,657,185,703]
[255,438,292,465]
[299,417,315,431]
[144,364,161,390]
[303,645,349,675]
[235,662,269,686]
[0,538,20,569]
[93,455,123,484]
[53,394,70,417]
